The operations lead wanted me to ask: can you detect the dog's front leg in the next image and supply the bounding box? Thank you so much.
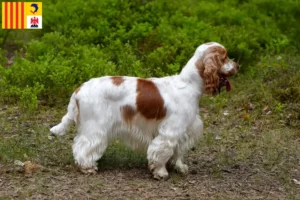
[147,134,176,180]
[147,121,185,180]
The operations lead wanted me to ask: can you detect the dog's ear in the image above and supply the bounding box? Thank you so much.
[203,59,220,94]
[196,46,226,94]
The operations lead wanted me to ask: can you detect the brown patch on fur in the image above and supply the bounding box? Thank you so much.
[136,79,166,120]
[74,84,83,123]
[111,76,125,86]
[75,99,80,123]
[121,105,136,124]
[196,46,228,94]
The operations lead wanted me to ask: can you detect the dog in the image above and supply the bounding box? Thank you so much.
[50,42,238,179]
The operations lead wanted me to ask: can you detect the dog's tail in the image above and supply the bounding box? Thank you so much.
[50,93,79,136]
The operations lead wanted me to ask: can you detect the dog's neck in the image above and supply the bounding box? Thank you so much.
[179,54,204,95]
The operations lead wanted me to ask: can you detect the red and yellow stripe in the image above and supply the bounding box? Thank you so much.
[2,2,42,29]
[2,2,24,29]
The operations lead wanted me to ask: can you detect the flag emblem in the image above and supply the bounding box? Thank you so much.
[2,2,42,29]
[30,16,39,27]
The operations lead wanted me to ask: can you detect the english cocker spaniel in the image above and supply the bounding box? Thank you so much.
[50,42,238,179]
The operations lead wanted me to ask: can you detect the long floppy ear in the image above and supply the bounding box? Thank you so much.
[196,46,226,94]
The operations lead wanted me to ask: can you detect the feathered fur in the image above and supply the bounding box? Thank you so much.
[50,42,238,179]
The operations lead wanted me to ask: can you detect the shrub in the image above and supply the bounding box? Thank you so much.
[0,0,299,110]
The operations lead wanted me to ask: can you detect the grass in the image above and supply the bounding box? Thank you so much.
[0,55,299,199]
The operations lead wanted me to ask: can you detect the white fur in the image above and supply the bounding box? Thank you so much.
[50,42,236,179]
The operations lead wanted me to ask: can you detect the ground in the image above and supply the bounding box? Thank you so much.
[0,166,293,199]
[0,76,300,199]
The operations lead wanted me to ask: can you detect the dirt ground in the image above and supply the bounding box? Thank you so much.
[0,154,295,200]
[0,99,299,199]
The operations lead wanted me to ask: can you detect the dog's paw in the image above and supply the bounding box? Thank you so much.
[175,163,189,174]
[80,166,98,175]
[152,167,169,180]
[50,124,67,136]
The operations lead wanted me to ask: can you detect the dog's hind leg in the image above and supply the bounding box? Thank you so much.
[72,121,108,174]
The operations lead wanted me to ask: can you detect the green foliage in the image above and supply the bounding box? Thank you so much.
[258,53,300,104]
[0,0,299,110]
[19,84,44,113]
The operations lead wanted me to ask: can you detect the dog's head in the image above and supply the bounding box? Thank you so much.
[195,42,239,94]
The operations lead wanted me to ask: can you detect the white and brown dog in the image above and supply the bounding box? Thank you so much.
[50,42,238,179]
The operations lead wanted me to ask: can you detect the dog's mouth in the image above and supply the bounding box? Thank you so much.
[217,76,231,94]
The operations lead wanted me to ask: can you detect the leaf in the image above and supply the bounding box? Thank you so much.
[24,161,41,174]
[240,113,250,120]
